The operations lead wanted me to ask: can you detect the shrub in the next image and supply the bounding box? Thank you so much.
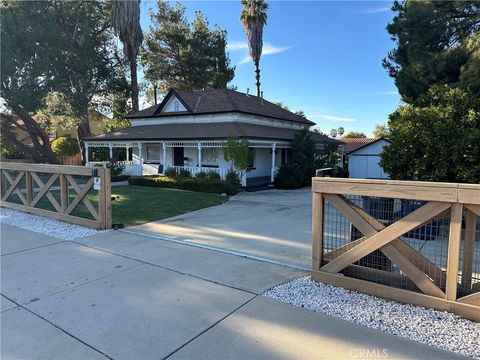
[274,163,305,189]
[225,170,241,189]
[111,175,130,182]
[195,171,208,180]
[127,176,239,195]
[164,167,177,178]
[51,136,79,156]
[177,168,191,178]
[106,161,125,176]
[207,170,221,180]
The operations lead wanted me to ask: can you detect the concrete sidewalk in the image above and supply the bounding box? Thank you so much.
[1,224,464,360]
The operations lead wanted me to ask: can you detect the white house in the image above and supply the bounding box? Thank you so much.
[84,88,342,187]
[343,138,390,179]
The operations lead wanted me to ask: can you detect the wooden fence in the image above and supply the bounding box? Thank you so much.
[60,155,82,166]
[312,177,480,322]
[0,162,111,229]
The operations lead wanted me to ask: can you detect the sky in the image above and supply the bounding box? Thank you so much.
[139,1,401,136]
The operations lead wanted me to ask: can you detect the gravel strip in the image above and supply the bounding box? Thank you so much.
[263,276,480,359]
[0,208,105,240]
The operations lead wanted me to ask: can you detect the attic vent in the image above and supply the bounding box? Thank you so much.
[174,100,180,112]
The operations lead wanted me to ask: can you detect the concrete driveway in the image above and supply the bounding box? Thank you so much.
[128,188,313,269]
[1,223,464,360]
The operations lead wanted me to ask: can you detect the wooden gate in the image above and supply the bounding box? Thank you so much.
[312,177,480,322]
[0,162,111,229]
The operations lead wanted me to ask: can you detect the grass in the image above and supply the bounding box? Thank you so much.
[4,185,227,228]
[109,185,227,227]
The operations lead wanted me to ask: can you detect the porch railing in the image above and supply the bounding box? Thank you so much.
[312,177,480,322]
[172,166,228,180]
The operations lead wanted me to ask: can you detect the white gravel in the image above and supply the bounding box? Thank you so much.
[0,208,105,240]
[263,276,480,359]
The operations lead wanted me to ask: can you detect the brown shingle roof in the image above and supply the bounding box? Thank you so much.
[342,138,389,154]
[127,88,315,126]
[85,122,342,144]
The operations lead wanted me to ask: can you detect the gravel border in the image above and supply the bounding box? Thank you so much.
[0,208,106,240]
[263,276,480,359]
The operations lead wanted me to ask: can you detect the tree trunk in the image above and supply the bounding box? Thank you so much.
[7,103,60,164]
[130,57,139,112]
[77,108,92,165]
[255,59,261,97]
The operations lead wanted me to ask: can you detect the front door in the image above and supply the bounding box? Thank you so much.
[173,147,184,166]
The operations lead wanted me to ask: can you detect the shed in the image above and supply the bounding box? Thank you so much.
[343,138,390,179]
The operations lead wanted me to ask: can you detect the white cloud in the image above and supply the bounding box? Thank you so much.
[360,7,391,14]
[315,114,357,123]
[228,40,293,66]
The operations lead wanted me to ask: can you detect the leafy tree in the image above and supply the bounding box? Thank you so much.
[291,128,316,185]
[315,142,340,171]
[380,86,480,183]
[111,0,143,111]
[383,1,480,101]
[1,1,124,162]
[240,0,269,97]
[330,129,338,138]
[343,131,367,139]
[51,136,80,157]
[337,127,345,137]
[223,137,252,182]
[373,124,390,138]
[142,1,234,93]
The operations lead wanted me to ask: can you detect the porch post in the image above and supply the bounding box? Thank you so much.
[108,142,113,161]
[85,143,89,166]
[162,142,167,174]
[125,144,130,161]
[271,142,277,182]
[138,142,143,176]
[197,142,202,169]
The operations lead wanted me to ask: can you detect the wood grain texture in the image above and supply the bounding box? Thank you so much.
[445,203,463,301]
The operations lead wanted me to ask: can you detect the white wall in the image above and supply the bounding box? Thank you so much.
[246,148,278,178]
[161,96,187,112]
[348,140,390,179]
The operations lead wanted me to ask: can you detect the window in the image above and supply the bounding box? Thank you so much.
[202,148,219,166]
[146,145,161,162]
[173,100,180,112]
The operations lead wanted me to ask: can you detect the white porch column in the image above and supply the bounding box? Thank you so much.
[85,143,89,166]
[138,142,143,176]
[162,142,167,174]
[197,142,202,168]
[271,142,277,182]
[108,142,113,161]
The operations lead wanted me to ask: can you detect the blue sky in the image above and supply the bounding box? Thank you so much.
[139,1,401,136]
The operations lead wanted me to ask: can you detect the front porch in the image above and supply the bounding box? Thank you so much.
[84,140,291,187]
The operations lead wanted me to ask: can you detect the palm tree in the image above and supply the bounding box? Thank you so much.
[240,0,268,97]
[111,0,143,112]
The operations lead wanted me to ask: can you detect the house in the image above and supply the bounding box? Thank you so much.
[343,138,390,179]
[84,88,342,187]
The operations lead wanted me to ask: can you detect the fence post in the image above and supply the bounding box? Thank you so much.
[1,169,6,199]
[461,209,477,289]
[60,174,68,213]
[98,168,112,229]
[446,203,463,301]
[312,191,324,271]
[25,172,33,205]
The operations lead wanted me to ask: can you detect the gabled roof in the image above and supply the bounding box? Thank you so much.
[85,122,342,144]
[128,88,315,126]
[342,138,390,155]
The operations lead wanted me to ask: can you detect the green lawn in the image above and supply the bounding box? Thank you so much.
[4,185,227,228]
[109,185,227,227]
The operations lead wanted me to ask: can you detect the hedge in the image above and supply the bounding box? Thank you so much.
[127,176,239,195]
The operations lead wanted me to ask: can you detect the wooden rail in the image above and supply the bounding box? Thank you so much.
[312,177,480,322]
[0,162,111,229]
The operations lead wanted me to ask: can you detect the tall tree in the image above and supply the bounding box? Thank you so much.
[373,124,390,138]
[383,0,480,101]
[142,1,234,93]
[240,0,268,97]
[1,1,124,162]
[380,86,480,183]
[343,131,367,139]
[111,0,143,112]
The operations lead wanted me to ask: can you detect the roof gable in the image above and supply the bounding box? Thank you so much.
[343,138,390,155]
[127,88,315,125]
